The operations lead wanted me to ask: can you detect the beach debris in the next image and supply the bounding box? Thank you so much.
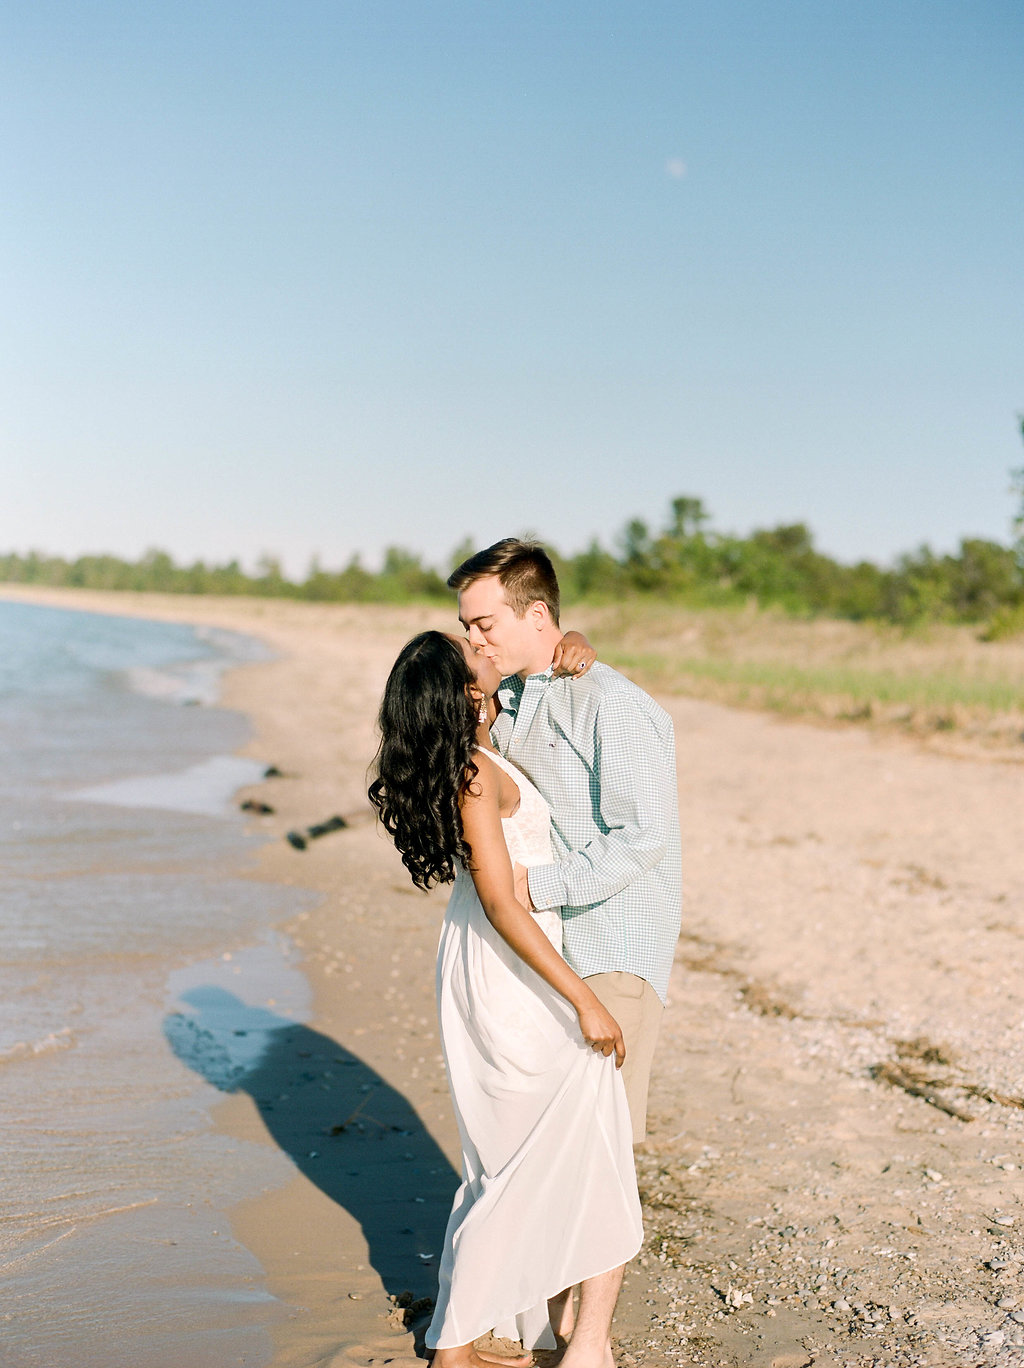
[963,1083,1024,1110]
[387,1292,434,1329]
[263,764,286,778]
[869,1061,974,1122]
[240,799,275,814]
[286,814,349,850]
[724,1286,754,1309]
[328,1090,400,1136]
[738,981,800,1019]
[894,1035,954,1066]
[880,1039,1024,1117]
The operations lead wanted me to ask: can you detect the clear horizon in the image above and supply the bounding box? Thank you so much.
[3,2,1022,576]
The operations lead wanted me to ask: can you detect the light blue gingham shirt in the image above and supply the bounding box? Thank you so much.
[492,662,682,1004]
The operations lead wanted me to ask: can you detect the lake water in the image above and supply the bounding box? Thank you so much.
[0,599,313,1368]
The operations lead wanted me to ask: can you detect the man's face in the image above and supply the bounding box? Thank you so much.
[452,635,503,700]
[457,576,534,678]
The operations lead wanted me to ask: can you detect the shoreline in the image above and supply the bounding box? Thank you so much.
[6,584,1024,1368]
[1,586,466,1365]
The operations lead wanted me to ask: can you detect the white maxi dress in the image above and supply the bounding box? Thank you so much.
[426,748,643,1352]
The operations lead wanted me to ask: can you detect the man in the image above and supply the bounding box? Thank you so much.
[449,537,682,1358]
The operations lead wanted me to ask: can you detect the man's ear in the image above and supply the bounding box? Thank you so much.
[527,600,549,630]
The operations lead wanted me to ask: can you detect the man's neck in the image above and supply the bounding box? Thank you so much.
[517,630,564,681]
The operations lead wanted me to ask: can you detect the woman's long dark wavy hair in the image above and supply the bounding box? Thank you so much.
[368,631,480,890]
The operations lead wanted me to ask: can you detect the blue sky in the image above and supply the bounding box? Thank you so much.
[3,1,1022,576]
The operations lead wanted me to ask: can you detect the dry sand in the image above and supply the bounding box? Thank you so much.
[6,585,1024,1368]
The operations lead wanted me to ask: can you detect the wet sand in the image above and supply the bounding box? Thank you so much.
[5,584,1023,1368]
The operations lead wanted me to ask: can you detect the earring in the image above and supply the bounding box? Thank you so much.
[478,699,488,724]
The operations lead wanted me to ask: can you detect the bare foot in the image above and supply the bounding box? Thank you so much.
[432,1349,532,1368]
[471,1331,533,1366]
[558,1345,613,1368]
[547,1287,575,1341]
[557,1264,622,1368]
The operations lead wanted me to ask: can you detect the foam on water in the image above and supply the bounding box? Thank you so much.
[69,753,270,817]
[123,660,225,706]
[120,623,270,707]
[0,1025,76,1066]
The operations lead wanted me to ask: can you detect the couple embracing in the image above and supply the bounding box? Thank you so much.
[369,539,681,1368]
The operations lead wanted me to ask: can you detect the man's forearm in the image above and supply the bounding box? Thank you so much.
[527,824,670,910]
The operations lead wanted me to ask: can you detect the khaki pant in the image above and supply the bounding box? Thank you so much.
[586,971,663,1144]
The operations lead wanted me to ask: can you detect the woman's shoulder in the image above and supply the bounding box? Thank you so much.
[475,747,534,816]
[473,747,523,799]
[474,746,514,777]
[466,747,519,803]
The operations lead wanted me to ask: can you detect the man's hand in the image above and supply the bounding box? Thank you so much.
[513,862,535,911]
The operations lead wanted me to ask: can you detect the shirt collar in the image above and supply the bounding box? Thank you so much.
[498,666,552,701]
[497,674,523,709]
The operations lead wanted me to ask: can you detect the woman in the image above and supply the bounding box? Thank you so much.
[369,631,642,1368]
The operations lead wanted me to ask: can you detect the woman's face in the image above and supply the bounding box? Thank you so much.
[454,636,503,700]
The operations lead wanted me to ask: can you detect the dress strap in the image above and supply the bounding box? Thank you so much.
[473,747,522,813]
[474,745,509,773]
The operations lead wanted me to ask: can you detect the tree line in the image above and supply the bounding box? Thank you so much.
[3,487,1023,635]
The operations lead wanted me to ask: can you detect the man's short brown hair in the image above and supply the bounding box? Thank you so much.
[447,538,560,625]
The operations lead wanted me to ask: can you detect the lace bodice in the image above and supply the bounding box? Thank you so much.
[475,747,553,869]
[461,748,560,948]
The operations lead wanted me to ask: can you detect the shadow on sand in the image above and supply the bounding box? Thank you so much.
[164,986,457,1311]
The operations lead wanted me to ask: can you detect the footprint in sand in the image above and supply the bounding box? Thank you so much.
[334,1337,423,1367]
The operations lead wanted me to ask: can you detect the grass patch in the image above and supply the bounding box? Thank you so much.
[600,650,1024,714]
[571,602,1024,749]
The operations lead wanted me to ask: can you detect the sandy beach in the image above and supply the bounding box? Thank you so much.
[5,584,1024,1368]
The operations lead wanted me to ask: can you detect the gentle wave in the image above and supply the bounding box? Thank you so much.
[121,661,225,707]
[121,626,271,709]
[67,754,269,818]
[0,1025,76,1065]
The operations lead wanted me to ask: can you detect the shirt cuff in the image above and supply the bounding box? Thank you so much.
[526,862,566,912]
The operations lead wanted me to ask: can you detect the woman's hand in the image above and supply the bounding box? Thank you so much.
[576,992,625,1068]
[462,756,628,1063]
[552,630,596,679]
